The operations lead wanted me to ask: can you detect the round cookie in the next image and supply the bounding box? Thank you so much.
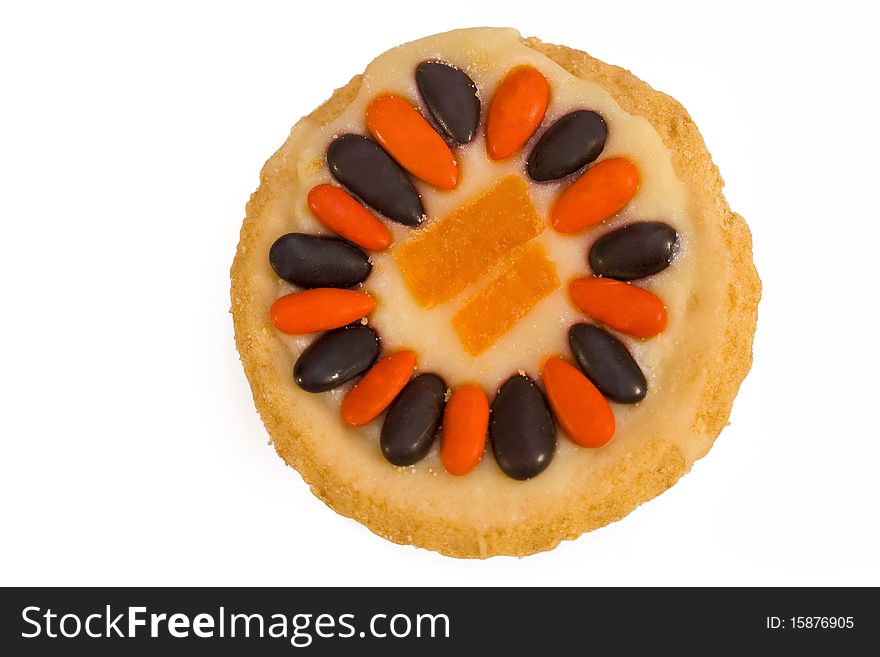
[230,28,761,558]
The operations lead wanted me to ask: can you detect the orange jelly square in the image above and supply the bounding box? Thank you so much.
[394,175,544,308]
[452,243,560,355]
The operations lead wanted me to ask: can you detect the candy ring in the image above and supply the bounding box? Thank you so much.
[231,28,760,557]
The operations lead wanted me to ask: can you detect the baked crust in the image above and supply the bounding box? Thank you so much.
[230,36,761,558]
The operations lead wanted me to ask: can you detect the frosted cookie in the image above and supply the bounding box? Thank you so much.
[230,28,761,558]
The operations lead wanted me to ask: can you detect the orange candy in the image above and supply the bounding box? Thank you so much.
[440,385,489,476]
[542,357,615,448]
[551,158,640,233]
[486,66,549,160]
[269,289,375,335]
[366,95,458,190]
[340,351,417,427]
[452,243,559,354]
[307,184,392,251]
[569,277,667,338]
[395,175,543,308]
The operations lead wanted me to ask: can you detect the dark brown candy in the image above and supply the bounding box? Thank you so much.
[589,221,678,281]
[293,325,379,393]
[269,233,371,289]
[380,374,447,466]
[415,61,481,145]
[490,374,556,480]
[327,134,425,226]
[569,323,647,404]
[526,110,607,181]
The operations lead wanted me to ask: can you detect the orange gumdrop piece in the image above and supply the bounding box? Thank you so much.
[551,158,640,234]
[542,356,615,448]
[307,184,392,250]
[395,175,543,308]
[569,277,667,338]
[366,95,458,190]
[452,244,559,354]
[269,289,375,335]
[486,66,549,160]
[440,385,489,476]
[340,351,417,427]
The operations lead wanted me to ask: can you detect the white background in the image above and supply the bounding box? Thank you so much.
[2,1,878,586]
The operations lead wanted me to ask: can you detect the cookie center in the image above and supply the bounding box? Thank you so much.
[451,242,559,355]
[394,175,559,354]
